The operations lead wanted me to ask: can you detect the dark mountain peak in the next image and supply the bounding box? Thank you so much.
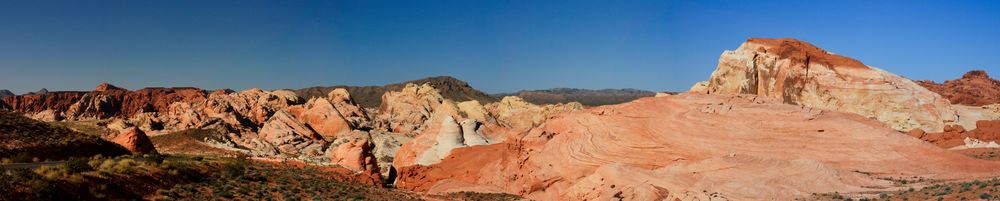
[24,88,50,96]
[0,89,14,98]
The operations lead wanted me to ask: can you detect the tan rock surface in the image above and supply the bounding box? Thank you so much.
[375,83,447,135]
[395,93,1000,200]
[704,38,956,132]
[485,96,583,130]
[327,88,370,128]
[295,97,352,138]
[257,110,325,156]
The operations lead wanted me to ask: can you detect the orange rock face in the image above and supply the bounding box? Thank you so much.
[912,120,1000,149]
[328,138,383,184]
[109,127,157,154]
[917,70,1000,106]
[395,93,1000,200]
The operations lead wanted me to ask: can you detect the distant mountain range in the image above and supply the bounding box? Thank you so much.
[492,88,658,106]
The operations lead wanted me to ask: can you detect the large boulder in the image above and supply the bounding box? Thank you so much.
[108,127,157,154]
[703,38,956,132]
[394,93,1000,200]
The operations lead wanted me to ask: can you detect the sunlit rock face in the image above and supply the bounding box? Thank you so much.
[704,38,956,132]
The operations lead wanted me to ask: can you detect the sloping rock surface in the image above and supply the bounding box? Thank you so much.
[395,93,1000,200]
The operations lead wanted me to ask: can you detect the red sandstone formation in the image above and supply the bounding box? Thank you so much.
[910,120,1000,149]
[2,91,88,114]
[94,82,127,91]
[328,138,383,185]
[109,127,157,154]
[917,70,1000,106]
[393,94,1000,200]
[1,84,207,120]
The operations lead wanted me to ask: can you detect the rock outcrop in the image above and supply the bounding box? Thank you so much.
[375,83,447,135]
[394,93,1000,200]
[917,70,1000,106]
[326,88,370,129]
[257,110,326,156]
[485,96,583,130]
[2,84,208,121]
[910,120,1000,149]
[2,91,87,114]
[294,76,498,109]
[108,127,157,154]
[289,97,352,138]
[94,83,127,91]
[203,88,303,127]
[327,137,383,184]
[703,38,956,132]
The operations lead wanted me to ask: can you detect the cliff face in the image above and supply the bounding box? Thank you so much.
[702,38,957,132]
[917,70,1000,106]
[2,91,88,114]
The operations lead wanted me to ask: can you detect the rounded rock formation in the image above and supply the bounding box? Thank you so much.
[704,38,957,132]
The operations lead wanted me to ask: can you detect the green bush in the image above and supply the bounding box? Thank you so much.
[11,152,33,163]
[222,157,249,178]
[64,157,93,174]
[982,193,993,199]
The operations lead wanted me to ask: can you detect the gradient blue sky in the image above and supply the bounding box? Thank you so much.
[1,0,999,94]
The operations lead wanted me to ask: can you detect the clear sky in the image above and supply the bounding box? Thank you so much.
[1,0,999,94]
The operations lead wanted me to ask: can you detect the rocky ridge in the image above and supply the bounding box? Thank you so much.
[917,70,1000,106]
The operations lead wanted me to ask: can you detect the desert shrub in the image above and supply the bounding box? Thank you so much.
[64,157,93,174]
[982,193,994,199]
[97,158,141,174]
[144,152,166,164]
[35,165,67,180]
[222,157,249,178]
[11,152,33,163]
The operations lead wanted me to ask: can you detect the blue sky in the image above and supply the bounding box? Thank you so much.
[1,0,998,94]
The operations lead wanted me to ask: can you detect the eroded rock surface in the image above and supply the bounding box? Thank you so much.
[395,93,1000,200]
[704,38,956,132]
